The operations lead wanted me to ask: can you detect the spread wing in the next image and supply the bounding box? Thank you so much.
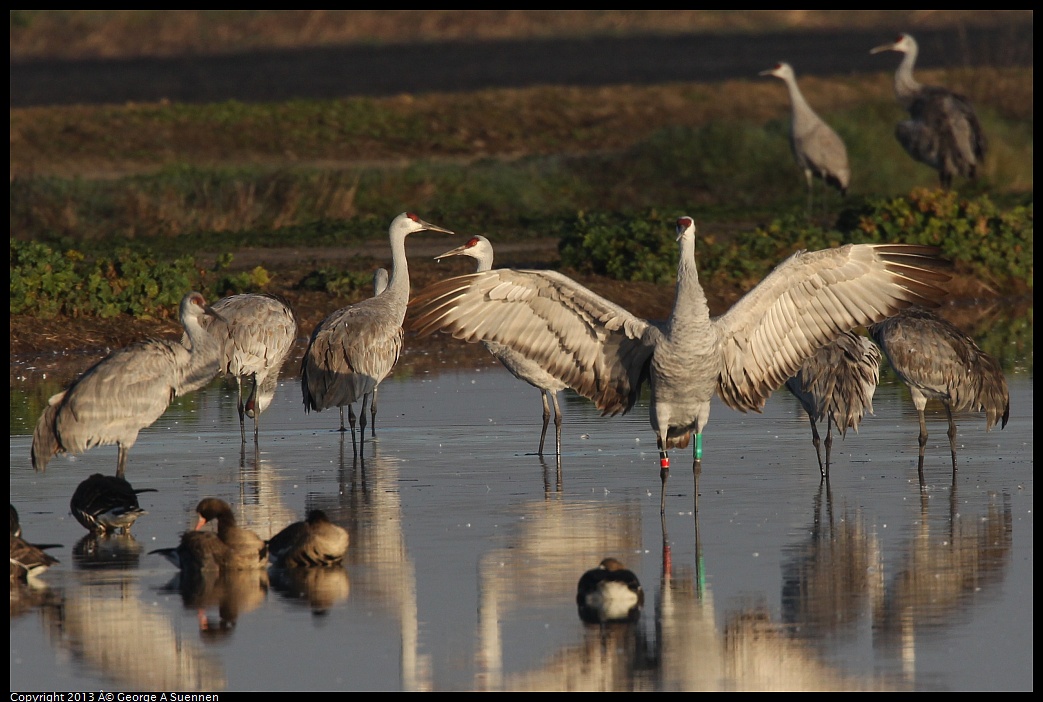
[713,243,950,412]
[409,269,660,415]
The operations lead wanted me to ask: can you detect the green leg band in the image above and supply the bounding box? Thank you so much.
[694,433,703,460]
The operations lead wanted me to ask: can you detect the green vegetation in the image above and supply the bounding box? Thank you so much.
[12,190,1032,320]
[8,40,1033,333]
[558,191,1032,289]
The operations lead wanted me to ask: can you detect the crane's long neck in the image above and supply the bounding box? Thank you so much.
[893,49,922,106]
[384,229,412,322]
[667,233,711,345]
[473,249,493,273]
[782,74,816,129]
[180,308,223,393]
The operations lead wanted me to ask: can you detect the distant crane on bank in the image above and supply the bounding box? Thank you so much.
[871,33,988,190]
[868,306,1009,477]
[301,213,454,455]
[784,330,881,478]
[410,216,950,513]
[760,61,850,212]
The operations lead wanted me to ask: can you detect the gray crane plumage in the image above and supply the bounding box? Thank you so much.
[871,33,988,190]
[760,61,850,209]
[31,292,225,478]
[409,216,951,513]
[188,293,298,444]
[301,213,454,454]
[868,306,1009,476]
[432,235,568,456]
[784,330,881,478]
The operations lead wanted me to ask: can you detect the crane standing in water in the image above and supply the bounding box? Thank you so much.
[784,331,881,478]
[31,292,225,478]
[430,235,568,456]
[190,293,298,444]
[868,306,1009,478]
[871,33,988,190]
[760,61,850,213]
[411,216,951,513]
[301,213,454,455]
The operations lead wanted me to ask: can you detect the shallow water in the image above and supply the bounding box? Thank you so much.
[10,348,1033,691]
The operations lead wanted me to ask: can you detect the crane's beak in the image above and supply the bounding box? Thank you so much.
[758,67,775,76]
[418,219,454,236]
[204,304,229,325]
[870,42,896,54]
[434,243,468,261]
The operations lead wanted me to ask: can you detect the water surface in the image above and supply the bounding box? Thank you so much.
[10,348,1033,691]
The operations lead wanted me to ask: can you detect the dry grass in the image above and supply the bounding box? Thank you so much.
[10,10,1032,60]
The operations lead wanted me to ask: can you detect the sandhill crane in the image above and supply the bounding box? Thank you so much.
[268,509,349,568]
[784,331,881,478]
[410,216,951,512]
[69,473,157,534]
[760,61,850,211]
[576,557,644,624]
[31,292,226,478]
[150,498,268,571]
[432,235,568,456]
[187,293,298,444]
[369,267,390,438]
[868,306,1009,477]
[871,33,988,190]
[301,213,454,455]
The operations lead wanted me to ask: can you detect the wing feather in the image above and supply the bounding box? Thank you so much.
[713,243,949,412]
[409,269,658,414]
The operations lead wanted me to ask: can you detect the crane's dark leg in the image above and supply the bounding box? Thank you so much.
[243,374,260,444]
[370,388,378,437]
[347,405,359,457]
[945,404,959,473]
[116,444,128,479]
[236,377,247,444]
[551,392,563,457]
[537,391,551,456]
[338,407,347,432]
[917,408,929,481]
[823,420,834,478]
[690,453,702,518]
[359,393,370,442]
[808,414,825,477]
[658,437,669,515]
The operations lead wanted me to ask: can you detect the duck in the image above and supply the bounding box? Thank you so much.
[151,498,268,571]
[268,510,349,568]
[10,506,62,582]
[576,557,644,624]
[69,473,157,534]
